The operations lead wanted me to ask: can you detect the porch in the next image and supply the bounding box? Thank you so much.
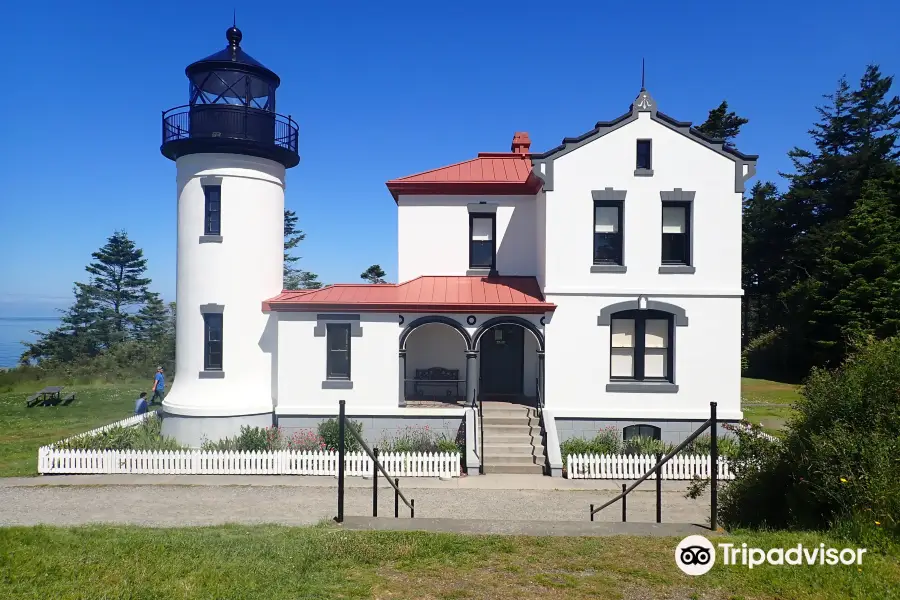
[399,315,545,409]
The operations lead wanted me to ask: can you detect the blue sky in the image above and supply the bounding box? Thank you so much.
[2,0,898,316]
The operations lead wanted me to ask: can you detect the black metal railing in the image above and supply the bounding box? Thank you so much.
[589,402,720,530]
[161,104,299,153]
[477,387,485,474]
[334,399,414,523]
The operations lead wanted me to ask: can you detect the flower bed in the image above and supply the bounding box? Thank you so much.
[38,413,461,478]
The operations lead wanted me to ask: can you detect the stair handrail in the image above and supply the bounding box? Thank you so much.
[335,399,414,522]
[477,386,484,474]
[589,402,720,529]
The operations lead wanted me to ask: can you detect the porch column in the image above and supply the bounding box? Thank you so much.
[465,351,478,407]
[537,351,545,407]
[399,350,407,407]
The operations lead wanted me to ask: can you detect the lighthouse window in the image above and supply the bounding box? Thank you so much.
[204,185,221,236]
[203,313,223,371]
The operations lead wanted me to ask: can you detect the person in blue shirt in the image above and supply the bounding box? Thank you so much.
[135,392,149,415]
[151,366,166,405]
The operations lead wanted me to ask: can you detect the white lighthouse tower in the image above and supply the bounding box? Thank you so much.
[159,25,299,445]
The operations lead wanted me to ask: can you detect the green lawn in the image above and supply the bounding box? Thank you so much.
[1,526,896,599]
[741,377,802,435]
[0,382,144,477]
[741,377,803,405]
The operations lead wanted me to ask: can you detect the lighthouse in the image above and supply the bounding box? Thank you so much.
[159,25,299,445]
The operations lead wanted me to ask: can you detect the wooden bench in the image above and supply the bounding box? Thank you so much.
[25,394,42,408]
[413,367,462,398]
[61,393,76,406]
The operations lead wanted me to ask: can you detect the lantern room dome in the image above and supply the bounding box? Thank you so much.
[160,25,299,169]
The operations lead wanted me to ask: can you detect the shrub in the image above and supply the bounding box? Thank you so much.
[683,434,739,459]
[378,425,461,453]
[623,435,674,456]
[286,430,329,452]
[560,427,622,457]
[317,418,363,453]
[57,413,184,451]
[201,425,273,452]
[720,336,900,548]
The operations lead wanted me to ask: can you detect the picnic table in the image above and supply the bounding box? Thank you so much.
[26,386,75,407]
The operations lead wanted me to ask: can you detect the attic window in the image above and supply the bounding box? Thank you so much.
[636,140,652,171]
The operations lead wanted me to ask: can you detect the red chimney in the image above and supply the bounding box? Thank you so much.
[511,132,531,155]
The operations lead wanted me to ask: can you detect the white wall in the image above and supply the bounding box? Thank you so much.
[406,323,468,377]
[397,195,537,281]
[543,294,741,420]
[544,112,743,294]
[164,153,284,418]
[276,313,400,412]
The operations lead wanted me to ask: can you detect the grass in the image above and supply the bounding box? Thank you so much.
[0,382,145,477]
[741,377,802,436]
[0,526,897,599]
[741,377,803,405]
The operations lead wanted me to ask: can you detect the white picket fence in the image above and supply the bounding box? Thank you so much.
[38,447,461,477]
[566,453,734,480]
[37,412,460,477]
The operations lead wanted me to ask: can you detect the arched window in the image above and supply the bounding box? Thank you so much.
[610,309,673,383]
[623,424,661,441]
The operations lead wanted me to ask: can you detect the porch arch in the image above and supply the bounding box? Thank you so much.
[399,315,472,351]
[472,316,545,353]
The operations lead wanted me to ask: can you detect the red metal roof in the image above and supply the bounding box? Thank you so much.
[262,276,556,314]
[385,133,543,201]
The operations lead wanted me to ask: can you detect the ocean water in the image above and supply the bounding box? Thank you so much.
[0,317,61,368]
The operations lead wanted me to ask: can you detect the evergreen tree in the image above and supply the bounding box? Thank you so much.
[134,292,170,342]
[360,264,387,284]
[695,100,749,143]
[283,209,322,290]
[81,230,152,340]
[797,180,900,365]
[20,285,106,364]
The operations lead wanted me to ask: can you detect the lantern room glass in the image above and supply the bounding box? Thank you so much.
[189,71,275,111]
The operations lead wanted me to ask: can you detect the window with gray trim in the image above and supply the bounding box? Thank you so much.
[623,424,661,441]
[594,200,623,265]
[204,185,221,236]
[326,323,351,380]
[661,201,691,265]
[610,310,673,383]
[469,213,495,270]
[203,313,223,371]
[636,140,652,170]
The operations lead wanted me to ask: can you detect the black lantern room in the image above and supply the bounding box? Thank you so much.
[161,26,299,168]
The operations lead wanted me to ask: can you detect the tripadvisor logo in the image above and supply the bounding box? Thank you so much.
[675,535,867,575]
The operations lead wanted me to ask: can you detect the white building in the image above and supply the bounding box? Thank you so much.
[159,28,757,475]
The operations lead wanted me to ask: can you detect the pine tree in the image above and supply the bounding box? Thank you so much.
[134,292,170,342]
[360,264,387,284]
[796,180,900,365]
[283,209,322,290]
[20,285,106,364]
[695,100,749,143]
[81,230,152,340]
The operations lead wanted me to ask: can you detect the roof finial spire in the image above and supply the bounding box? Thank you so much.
[641,58,645,91]
[233,9,236,28]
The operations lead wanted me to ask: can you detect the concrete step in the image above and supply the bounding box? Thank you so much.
[481,416,537,426]
[483,443,544,455]
[482,464,545,474]
[481,423,537,434]
[481,454,541,465]
[479,433,535,444]
[480,405,533,416]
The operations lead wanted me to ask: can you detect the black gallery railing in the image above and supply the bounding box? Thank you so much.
[334,400,414,522]
[589,401,720,529]
[161,105,299,153]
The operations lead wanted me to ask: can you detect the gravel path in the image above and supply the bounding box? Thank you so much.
[0,483,709,527]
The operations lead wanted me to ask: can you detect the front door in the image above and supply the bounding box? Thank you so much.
[480,325,524,395]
